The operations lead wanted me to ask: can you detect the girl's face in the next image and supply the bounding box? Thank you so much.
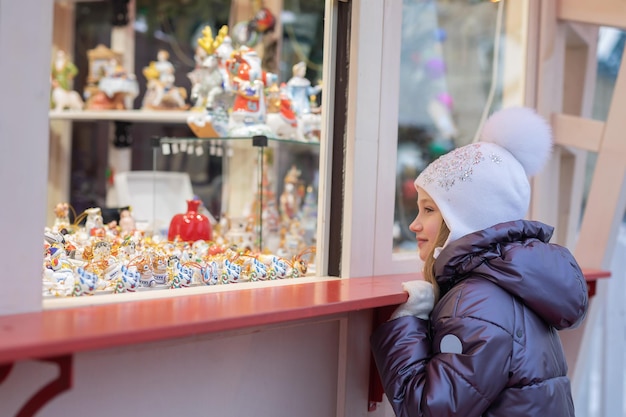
[409,187,444,261]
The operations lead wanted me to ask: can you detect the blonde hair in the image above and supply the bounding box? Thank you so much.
[422,220,450,304]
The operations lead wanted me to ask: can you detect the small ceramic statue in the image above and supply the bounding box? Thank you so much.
[188,26,228,111]
[142,50,188,110]
[89,58,139,110]
[286,62,322,117]
[279,165,303,222]
[118,209,136,236]
[84,207,103,236]
[114,265,140,294]
[53,202,71,232]
[265,75,298,140]
[50,50,84,111]
[224,46,274,137]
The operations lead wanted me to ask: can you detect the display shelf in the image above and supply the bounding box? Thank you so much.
[3,274,409,364]
[0,268,611,365]
[48,109,191,123]
[156,135,321,147]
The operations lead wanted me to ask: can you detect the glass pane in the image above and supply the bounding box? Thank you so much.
[393,0,507,253]
[583,27,626,226]
[45,0,325,298]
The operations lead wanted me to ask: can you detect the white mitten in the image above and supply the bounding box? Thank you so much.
[390,280,435,321]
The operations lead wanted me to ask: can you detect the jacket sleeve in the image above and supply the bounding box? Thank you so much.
[371,314,511,417]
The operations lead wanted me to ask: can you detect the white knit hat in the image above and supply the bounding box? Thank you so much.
[414,106,553,251]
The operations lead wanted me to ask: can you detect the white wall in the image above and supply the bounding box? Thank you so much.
[0,0,51,314]
[0,312,386,417]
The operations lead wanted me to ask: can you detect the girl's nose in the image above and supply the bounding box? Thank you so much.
[409,216,421,232]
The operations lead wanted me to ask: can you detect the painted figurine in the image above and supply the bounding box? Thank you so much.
[50,50,84,111]
[279,165,302,221]
[94,58,139,110]
[142,50,188,110]
[188,26,228,110]
[286,62,321,117]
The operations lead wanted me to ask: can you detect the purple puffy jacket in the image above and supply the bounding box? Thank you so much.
[371,220,588,417]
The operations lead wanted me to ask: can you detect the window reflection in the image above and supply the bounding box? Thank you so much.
[394,0,504,252]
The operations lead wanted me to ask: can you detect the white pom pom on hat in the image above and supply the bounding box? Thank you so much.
[480,106,553,176]
[414,106,553,252]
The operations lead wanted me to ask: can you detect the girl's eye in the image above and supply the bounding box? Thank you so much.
[423,207,434,213]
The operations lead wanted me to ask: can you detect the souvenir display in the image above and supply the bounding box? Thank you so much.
[50,49,84,111]
[42,203,315,298]
[187,25,233,137]
[44,17,321,298]
[187,26,323,143]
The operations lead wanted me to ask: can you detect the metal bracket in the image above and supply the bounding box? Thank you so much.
[113,121,133,148]
[110,0,130,26]
[252,135,268,147]
[0,355,73,417]
[0,362,14,384]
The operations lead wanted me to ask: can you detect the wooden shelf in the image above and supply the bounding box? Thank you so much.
[0,275,411,365]
[0,268,610,365]
[49,110,192,123]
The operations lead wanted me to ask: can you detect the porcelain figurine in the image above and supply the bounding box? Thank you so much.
[135,255,156,287]
[279,166,302,221]
[114,265,140,293]
[268,255,290,279]
[93,58,139,110]
[186,26,233,138]
[151,252,169,285]
[53,202,71,232]
[50,50,84,111]
[42,267,75,297]
[286,62,322,117]
[244,257,269,282]
[216,36,234,92]
[142,50,188,110]
[82,207,101,235]
[118,237,137,261]
[225,47,274,137]
[169,260,195,289]
[72,266,99,296]
[118,209,136,236]
[45,244,74,274]
[265,76,298,140]
[220,258,242,284]
[201,260,220,285]
[90,240,119,282]
[82,207,106,238]
[301,186,318,245]
[188,26,228,110]
[289,247,315,277]
[297,112,322,142]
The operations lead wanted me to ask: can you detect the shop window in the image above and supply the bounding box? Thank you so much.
[46,0,328,303]
[393,0,513,254]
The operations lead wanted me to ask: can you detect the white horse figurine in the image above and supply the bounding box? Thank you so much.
[188,54,225,110]
[51,86,84,111]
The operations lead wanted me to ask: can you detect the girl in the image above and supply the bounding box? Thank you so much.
[371,107,588,417]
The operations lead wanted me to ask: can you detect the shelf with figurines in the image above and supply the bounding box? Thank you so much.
[48,24,324,146]
[42,183,318,300]
[43,24,324,302]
